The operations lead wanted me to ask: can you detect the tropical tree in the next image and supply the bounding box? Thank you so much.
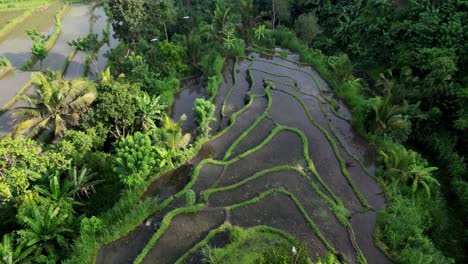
[26,29,49,71]
[161,114,191,151]
[222,28,236,51]
[407,165,440,196]
[295,12,321,47]
[12,73,96,140]
[68,34,101,74]
[108,0,145,50]
[136,93,166,132]
[68,166,103,200]
[367,96,410,135]
[379,143,440,196]
[17,205,72,261]
[157,0,177,41]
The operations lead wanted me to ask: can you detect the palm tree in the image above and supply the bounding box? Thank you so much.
[68,166,103,200]
[161,114,191,151]
[367,96,410,135]
[408,165,439,197]
[379,144,440,196]
[12,73,96,140]
[0,234,34,264]
[17,205,72,258]
[379,144,419,179]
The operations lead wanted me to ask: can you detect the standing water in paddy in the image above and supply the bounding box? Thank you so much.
[0,3,62,68]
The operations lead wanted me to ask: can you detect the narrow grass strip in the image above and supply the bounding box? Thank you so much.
[226,187,336,253]
[223,84,272,160]
[210,93,255,140]
[253,55,351,122]
[134,204,205,264]
[202,165,350,226]
[266,77,374,180]
[221,56,239,117]
[0,79,33,112]
[0,66,12,79]
[273,87,370,208]
[174,223,232,264]
[0,3,50,38]
[209,123,344,213]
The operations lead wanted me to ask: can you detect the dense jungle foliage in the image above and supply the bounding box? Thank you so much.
[0,0,466,263]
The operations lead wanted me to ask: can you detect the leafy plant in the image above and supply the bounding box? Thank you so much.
[161,115,191,151]
[68,166,103,200]
[367,96,410,136]
[379,143,440,196]
[34,173,78,209]
[26,29,49,71]
[0,234,34,264]
[114,132,158,188]
[193,98,216,137]
[185,189,196,207]
[254,25,267,41]
[17,205,73,261]
[136,94,166,132]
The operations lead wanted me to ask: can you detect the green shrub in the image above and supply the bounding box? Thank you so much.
[378,196,453,263]
[193,98,216,136]
[80,216,104,235]
[114,132,158,187]
[185,190,196,207]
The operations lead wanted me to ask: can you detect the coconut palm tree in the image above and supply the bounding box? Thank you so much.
[12,73,96,140]
[367,95,410,135]
[408,165,439,197]
[161,114,191,151]
[0,234,34,264]
[16,205,72,259]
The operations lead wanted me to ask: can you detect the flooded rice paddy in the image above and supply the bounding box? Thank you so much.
[0,2,114,136]
[97,52,390,264]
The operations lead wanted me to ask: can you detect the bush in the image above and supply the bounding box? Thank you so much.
[193,98,216,136]
[114,132,158,187]
[378,196,453,264]
[185,189,196,207]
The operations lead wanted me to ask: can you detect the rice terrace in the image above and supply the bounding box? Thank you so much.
[1,1,465,264]
[96,51,389,264]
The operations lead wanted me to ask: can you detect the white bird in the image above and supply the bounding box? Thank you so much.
[292,246,297,255]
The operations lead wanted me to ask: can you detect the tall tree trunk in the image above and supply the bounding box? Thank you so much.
[164,21,168,41]
[272,0,276,30]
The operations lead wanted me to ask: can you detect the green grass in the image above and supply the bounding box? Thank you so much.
[0,5,41,38]
[201,226,294,264]
[0,0,54,11]
[0,56,12,78]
